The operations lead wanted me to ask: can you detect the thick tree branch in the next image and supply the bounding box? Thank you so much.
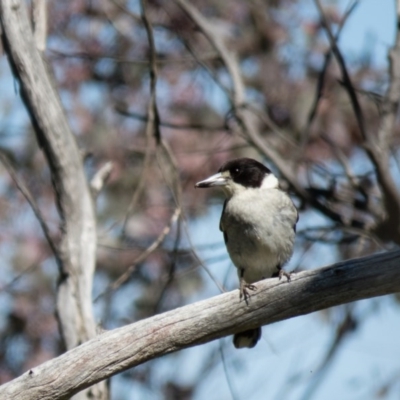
[0,250,399,400]
[32,0,47,52]
[0,0,107,398]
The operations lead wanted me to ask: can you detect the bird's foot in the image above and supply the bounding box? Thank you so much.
[278,269,292,282]
[239,281,257,304]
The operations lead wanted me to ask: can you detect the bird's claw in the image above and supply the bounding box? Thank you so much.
[279,270,292,281]
[240,283,257,304]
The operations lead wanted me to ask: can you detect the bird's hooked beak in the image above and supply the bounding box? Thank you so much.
[195,172,229,188]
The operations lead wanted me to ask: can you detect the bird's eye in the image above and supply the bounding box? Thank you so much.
[234,168,240,173]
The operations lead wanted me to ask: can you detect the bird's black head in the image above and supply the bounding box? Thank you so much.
[195,158,278,196]
[218,158,272,188]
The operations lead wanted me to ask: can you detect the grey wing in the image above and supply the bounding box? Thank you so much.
[219,199,228,244]
[293,203,299,233]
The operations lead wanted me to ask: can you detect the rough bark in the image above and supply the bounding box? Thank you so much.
[0,250,399,400]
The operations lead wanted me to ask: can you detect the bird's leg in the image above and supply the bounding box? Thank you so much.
[278,266,291,281]
[239,268,257,304]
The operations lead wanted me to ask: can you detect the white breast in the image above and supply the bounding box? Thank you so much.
[221,188,297,283]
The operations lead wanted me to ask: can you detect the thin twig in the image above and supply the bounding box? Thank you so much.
[120,118,153,236]
[299,306,357,400]
[121,0,161,236]
[141,2,225,295]
[0,151,60,262]
[156,139,226,293]
[302,0,359,147]
[116,106,225,131]
[140,0,161,143]
[50,49,219,65]
[95,207,181,301]
[219,341,240,400]
[314,0,366,140]
[0,259,39,293]
[90,161,113,197]
[142,0,185,304]
[153,214,182,313]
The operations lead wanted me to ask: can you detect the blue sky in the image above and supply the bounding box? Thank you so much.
[338,0,396,68]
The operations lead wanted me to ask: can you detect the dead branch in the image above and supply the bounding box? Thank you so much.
[0,250,399,400]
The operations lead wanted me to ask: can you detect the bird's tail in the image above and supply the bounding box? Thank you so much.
[233,327,262,349]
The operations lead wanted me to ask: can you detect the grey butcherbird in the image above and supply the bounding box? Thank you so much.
[195,158,298,348]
